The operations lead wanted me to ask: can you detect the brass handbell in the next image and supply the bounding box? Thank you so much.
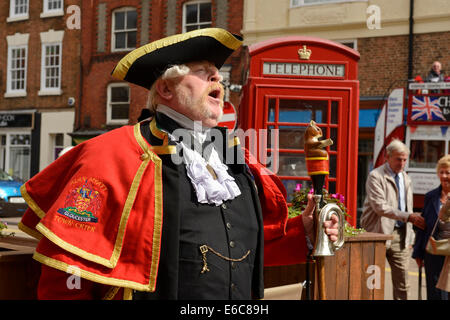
[312,194,345,257]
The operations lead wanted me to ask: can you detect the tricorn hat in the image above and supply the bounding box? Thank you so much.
[111,28,243,89]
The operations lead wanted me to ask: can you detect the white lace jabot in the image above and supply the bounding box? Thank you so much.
[156,105,241,206]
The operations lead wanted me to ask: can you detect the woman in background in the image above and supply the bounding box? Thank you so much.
[412,154,450,300]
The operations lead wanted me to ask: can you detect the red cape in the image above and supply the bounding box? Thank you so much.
[20,122,308,296]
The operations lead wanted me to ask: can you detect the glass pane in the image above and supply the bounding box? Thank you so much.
[278,153,307,177]
[111,86,129,102]
[277,126,306,150]
[126,10,137,29]
[329,154,336,178]
[328,180,336,194]
[186,25,197,32]
[10,134,30,146]
[9,146,30,181]
[185,4,198,24]
[115,32,126,49]
[127,31,136,48]
[282,179,312,203]
[267,98,276,122]
[55,133,64,146]
[114,12,125,30]
[111,104,130,120]
[331,101,338,124]
[199,3,211,22]
[330,127,337,151]
[279,99,328,123]
[54,147,63,160]
[409,140,445,169]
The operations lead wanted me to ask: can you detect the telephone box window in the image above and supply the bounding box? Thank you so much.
[267,125,307,150]
[278,126,306,150]
[331,101,339,124]
[278,153,307,177]
[330,127,338,151]
[265,96,338,198]
[279,99,327,124]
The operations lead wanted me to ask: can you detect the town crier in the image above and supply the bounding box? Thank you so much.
[19,28,338,300]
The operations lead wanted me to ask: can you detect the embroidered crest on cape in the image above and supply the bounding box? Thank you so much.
[57,177,106,223]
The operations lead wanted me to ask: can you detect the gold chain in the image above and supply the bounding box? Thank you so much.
[199,245,251,274]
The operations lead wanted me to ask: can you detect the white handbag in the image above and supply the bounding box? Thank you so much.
[426,218,450,256]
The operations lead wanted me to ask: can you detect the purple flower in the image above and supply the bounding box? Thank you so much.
[295,184,302,191]
[331,193,345,203]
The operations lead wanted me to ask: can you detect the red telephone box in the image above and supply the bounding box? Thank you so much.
[239,36,360,226]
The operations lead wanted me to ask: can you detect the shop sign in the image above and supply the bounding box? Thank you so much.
[438,96,450,121]
[0,113,33,128]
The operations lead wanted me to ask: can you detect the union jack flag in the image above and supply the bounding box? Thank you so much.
[411,96,446,121]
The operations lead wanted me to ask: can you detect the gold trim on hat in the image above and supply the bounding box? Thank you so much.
[112,28,242,81]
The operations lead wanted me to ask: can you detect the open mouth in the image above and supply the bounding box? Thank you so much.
[208,89,221,100]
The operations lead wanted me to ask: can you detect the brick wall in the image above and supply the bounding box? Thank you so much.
[80,0,244,131]
[0,0,81,112]
[358,31,450,98]
[79,0,149,130]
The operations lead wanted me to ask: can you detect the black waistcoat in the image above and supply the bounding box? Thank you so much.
[134,115,264,300]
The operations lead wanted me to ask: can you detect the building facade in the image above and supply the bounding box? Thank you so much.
[74,0,245,142]
[0,0,81,180]
[241,0,450,217]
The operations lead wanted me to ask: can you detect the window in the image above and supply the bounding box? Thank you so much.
[406,125,450,172]
[0,133,31,181]
[6,33,29,97]
[8,0,29,21]
[44,0,63,12]
[40,43,62,94]
[53,133,64,160]
[107,83,130,124]
[6,46,28,97]
[409,140,446,170]
[335,39,358,51]
[39,29,64,95]
[112,7,137,52]
[41,0,64,18]
[183,1,212,32]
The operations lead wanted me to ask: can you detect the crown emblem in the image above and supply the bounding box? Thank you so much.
[298,45,312,60]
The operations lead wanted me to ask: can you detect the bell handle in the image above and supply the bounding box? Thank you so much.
[322,203,345,251]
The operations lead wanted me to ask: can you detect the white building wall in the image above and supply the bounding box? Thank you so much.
[40,110,75,171]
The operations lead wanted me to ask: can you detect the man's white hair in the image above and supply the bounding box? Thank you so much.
[386,139,410,156]
[146,64,191,113]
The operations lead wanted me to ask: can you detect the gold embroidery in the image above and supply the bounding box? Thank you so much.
[133,123,163,292]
